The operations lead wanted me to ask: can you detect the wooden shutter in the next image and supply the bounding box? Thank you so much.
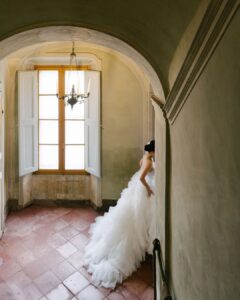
[84,71,101,177]
[18,71,38,176]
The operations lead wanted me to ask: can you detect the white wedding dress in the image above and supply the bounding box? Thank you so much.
[83,165,156,289]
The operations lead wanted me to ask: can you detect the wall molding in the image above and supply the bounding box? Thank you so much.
[164,0,240,124]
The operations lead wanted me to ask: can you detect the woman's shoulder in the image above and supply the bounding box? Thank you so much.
[141,154,154,168]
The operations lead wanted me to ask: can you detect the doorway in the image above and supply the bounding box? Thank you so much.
[0,25,165,242]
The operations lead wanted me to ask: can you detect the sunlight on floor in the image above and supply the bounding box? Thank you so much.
[0,206,153,299]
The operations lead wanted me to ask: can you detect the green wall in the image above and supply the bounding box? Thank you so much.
[169,8,240,300]
[0,0,201,92]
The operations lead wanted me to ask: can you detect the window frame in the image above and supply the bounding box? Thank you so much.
[35,65,90,175]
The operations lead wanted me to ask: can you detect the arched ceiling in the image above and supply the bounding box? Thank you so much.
[0,0,202,93]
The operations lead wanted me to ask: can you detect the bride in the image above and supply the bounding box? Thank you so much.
[84,140,156,289]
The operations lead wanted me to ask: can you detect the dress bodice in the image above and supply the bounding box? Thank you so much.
[146,161,155,189]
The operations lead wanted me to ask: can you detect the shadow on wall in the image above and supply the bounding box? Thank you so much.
[102,147,142,200]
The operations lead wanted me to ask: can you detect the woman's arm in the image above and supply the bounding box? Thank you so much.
[139,158,154,197]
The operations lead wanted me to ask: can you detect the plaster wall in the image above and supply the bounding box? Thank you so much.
[152,102,166,261]
[169,9,240,300]
[168,0,210,88]
[0,61,6,206]
[5,59,21,202]
[0,0,201,93]
[100,50,145,200]
[0,60,7,230]
[5,44,149,204]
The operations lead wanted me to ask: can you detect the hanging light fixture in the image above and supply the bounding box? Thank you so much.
[56,42,90,109]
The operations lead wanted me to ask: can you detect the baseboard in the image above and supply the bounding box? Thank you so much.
[101,199,117,212]
[7,198,20,211]
[32,198,117,212]
[32,199,91,208]
[7,198,118,213]
[7,199,34,212]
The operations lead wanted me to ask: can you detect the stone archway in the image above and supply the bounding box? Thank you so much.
[0,27,166,254]
[0,26,165,100]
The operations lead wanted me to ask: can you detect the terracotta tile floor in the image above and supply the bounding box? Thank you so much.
[0,205,154,300]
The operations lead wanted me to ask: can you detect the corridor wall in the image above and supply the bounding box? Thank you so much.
[169,8,240,300]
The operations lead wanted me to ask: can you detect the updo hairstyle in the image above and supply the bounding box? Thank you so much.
[144,140,155,152]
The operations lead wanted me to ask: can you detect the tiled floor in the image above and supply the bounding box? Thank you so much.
[0,205,154,299]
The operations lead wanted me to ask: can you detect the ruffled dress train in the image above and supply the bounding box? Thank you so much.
[83,168,156,289]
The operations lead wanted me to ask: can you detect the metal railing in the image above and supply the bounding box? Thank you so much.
[153,239,172,300]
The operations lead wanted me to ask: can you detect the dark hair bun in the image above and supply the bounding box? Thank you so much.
[144,140,155,152]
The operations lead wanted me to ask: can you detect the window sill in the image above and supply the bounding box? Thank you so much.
[33,170,90,175]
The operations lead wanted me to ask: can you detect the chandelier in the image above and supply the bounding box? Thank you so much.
[56,42,90,109]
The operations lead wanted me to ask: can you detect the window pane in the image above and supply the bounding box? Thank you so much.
[65,145,84,170]
[65,121,84,144]
[39,145,58,169]
[65,102,84,119]
[65,71,84,95]
[39,71,58,94]
[39,120,58,144]
[39,96,59,119]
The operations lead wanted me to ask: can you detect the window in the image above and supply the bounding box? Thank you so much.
[37,67,87,173]
[18,69,101,177]
[38,69,59,170]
